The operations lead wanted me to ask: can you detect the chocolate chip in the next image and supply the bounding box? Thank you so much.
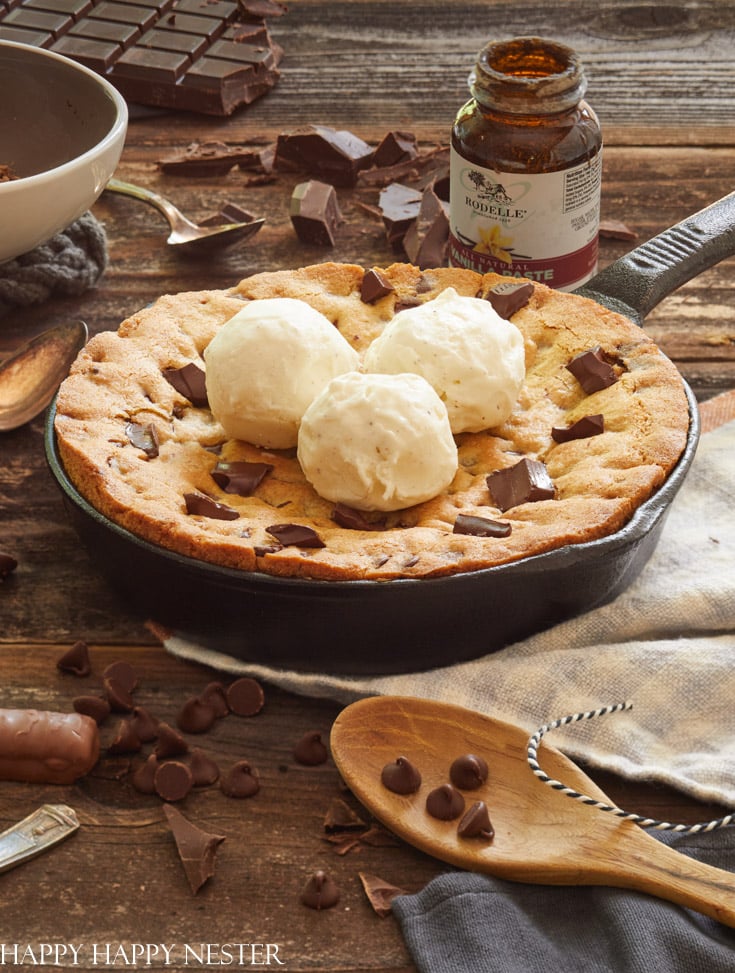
[425,783,465,821]
[293,731,329,766]
[360,268,395,304]
[199,682,230,718]
[184,492,239,521]
[177,697,217,734]
[107,719,142,755]
[486,458,555,512]
[155,760,193,802]
[103,660,139,694]
[290,180,342,246]
[449,754,489,790]
[162,362,208,407]
[380,756,421,795]
[130,706,159,743]
[483,280,534,318]
[457,800,495,840]
[266,524,325,548]
[131,754,159,795]
[566,347,618,394]
[331,503,386,531]
[220,760,260,798]
[551,413,605,443]
[211,461,273,496]
[155,722,189,760]
[453,514,512,538]
[57,641,92,677]
[226,677,265,717]
[300,870,340,910]
[0,552,17,579]
[103,677,135,713]
[163,804,226,895]
[125,421,159,459]
[73,695,111,724]
[190,748,220,787]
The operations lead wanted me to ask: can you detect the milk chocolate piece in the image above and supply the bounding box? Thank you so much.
[0,552,17,579]
[484,280,534,318]
[360,268,395,304]
[266,523,325,548]
[57,640,92,677]
[551,413,605,443]
[378,183,422,248]
[372,131,418,168]
[125,421,159,459]
[566,347,619,394]
[449,754,489,790]
[73,695,111,725]
[155,760,193,802]
[380,756,421,795]
[185,492,239,521]
[275,125,374,187]
[103,676,135,714]
[162,362,208,408]
[0,709,99,784]
[402,186,449,269]
[300,870,340,910]
[290,180,342,246]
[293,731,328,766]
[453,514,511,538]
[163,804,226,895]
[359,872,408,917]
[177,697,217,734]
[425,783,465,821]
[226,677,265,717]
[108,719,142,755]
[155,722,189,760]
[211,460,273,495]
[130,706,159,743]
[103,660,139,694]
[487,458,555,512]
[200,682,230,718]
[457,800,495,840]
[190,748,220,787]
[220,760,260,798]
[131,754,159,795]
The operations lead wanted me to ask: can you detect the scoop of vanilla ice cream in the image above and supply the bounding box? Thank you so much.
[363,286,525,433]
[204,298,360,448]
[297,371,458,511]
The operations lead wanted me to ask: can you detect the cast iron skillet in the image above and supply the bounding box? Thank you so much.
[46,192,735,675]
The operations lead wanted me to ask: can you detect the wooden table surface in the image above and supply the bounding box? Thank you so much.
[2,2,735,970]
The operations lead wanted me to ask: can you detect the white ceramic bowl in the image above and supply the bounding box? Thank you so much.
[0,41,128,263]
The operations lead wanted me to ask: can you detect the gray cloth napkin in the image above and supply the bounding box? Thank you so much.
[166,408,735,808]
[392,828,735,973]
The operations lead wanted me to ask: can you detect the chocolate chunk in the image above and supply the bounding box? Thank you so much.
[378,182,422,248]
[484,280,534,318]
[200,200,259,227]
[155,760,193,802]
[360,268,395,304]
[266,523,325,548]
[177,697,217,734]
[599,219,638,241]
[162,362,208,407]
[73,695,111,724]
[566,347,619,394]
[107,719,142,755]
[0,552,18,579]
[453,514,512,538]
[358,872,408,918]
[457,800,495,840]
[402,186,449,269]
[425,783,465,821]
[155,722,189,760]
[158,140,259,177]
[380,756,421,795]
[103,660,139,694]
[163,804,226,895]
[200,682,230,718]
[185,492,239,521]
[551,413,605,443]
[293,731,329,766]
[125,421,159,459]
[57,641,92,677]
[220,760,260,798]
[449,754,489,790]
[190,748,220,787]
[300,870,340,910]
[487,458,555,512]
[290,180,342,246]
[226,677,265,717]
[372,131,418,168]
[211,460,273,495]
[130,706,159,743]
[275,125,373,187]
[331,503,386,531]
[131,754,159,796]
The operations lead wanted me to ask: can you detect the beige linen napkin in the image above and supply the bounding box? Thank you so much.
[165,392,735,808]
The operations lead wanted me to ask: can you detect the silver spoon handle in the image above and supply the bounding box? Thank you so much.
[0,804,79,873]
[106,177,190,229]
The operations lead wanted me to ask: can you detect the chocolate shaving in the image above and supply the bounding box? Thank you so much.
[185,492,239,521]
[163,804,226,895]
[453,514,512,538]
[266,523,325,548]
[486,458,556,512]
[358,872,408,918]
[57,640,92,677]
[162,363,208,408]
[551,413,605,443]
[125,421,159,459]
[566,347,619,394]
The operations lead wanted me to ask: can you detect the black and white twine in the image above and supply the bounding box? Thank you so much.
[526,701,734,833]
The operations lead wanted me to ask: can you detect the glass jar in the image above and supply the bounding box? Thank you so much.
[449,37,602,291]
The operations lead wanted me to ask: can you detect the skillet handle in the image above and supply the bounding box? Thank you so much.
[582,191,735,321]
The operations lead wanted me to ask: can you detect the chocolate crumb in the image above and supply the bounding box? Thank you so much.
[57,641,92,677]
[300,870,340,910]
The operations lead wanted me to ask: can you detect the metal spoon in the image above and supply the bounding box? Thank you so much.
[331,696,735,928]
[0,321,87,432]
[105,178,265,253]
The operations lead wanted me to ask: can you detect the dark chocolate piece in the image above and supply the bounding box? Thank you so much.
[402,186,449,269]
[266,523,325,548]
[360,268,395,304]
[155,722,189,760]
[449,754,489,790]
[220,760,260,798]
[486,458,556,512]
[300,870,340,910]
[380,756,421,795]
[290,180,342,246]
[190,748,220,787]
[131,754,159,796]
[425,783,465,821]
[275,125,374,187]
[130,706,159,743]
[453,514,512,538]
[56,640,92,677]
[372,131,418,168]
[0,709,99,785]
[184,492,239,521]
[293,731,329,766]
[551,413,605,443]
[358,872,408,918]
[566,347,619,394]
[331,503,386,531]
[158,140,259,177]
[484,280,534,318]
[125,421,159,459]
[163,804,226,895]
[457,801,495,840]
[162,362,208,407]
[0,552,18,579]
[107,719,142,755]
[177,697,217,734]
[226,677,265,717]
[211,460,273,495]
[155,760,193,802]
[378,183,423,248]
[73,695,111,725]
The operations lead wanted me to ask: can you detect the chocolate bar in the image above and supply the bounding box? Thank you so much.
[0,709,99,784]
[0,0,286,116]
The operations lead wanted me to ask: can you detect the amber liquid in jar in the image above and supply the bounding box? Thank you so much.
[449,37,602,290]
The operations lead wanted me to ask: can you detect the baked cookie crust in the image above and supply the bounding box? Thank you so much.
[54,262,690,581]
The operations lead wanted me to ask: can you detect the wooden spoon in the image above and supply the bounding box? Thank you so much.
[330,696,735,927]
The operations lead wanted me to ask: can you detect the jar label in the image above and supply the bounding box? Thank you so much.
[449,147,602,291]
